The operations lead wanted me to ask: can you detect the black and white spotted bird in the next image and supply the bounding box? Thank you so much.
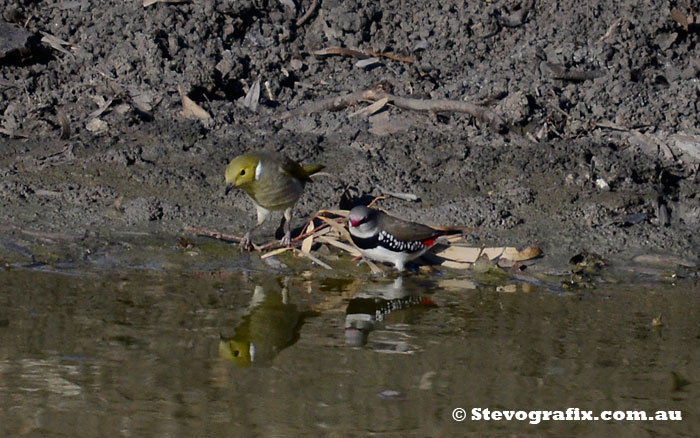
[347,205,462,271]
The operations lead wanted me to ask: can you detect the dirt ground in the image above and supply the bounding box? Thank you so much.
[1,0,699,273]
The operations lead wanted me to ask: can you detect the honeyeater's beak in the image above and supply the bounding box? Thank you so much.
[225,183,233,196]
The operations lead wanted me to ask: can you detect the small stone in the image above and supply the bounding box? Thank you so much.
[595,178,610,191]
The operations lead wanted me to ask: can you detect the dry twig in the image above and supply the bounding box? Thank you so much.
[183,226,244,243]
[670,8,700,30]
[366,50,414,64]
[279,88,507,132]
[295,0,319,27]
[314,47,369,59]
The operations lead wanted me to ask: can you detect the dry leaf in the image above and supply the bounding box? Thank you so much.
[317,235,362,257]
[312,227,332,240]
[445,234,464,244]
[40,32,72,56]
[433,246,483,263]
[481,247,518,260]
[670,8,689,30]
[243,78,260,112]
[178,84,211,120]
[317,215,354,243]
[355,57,381,69]
[434,245,542,264]
[500,246,542,261]
[439,260,473,270]
[349,97,388,118]
[260,247,292,259]
[301,220,314,254]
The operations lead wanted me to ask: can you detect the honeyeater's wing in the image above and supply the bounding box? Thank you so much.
[276,154,324,183]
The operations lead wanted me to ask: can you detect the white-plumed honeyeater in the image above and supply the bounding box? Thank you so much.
[218,284,303,367]
[348,205,462,271]
[224,151,324,250]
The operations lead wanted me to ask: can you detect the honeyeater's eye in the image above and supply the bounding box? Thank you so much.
[240,169,246,175]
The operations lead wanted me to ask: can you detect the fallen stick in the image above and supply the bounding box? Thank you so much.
[314,47,369,59]
[366,50,414,64]
[279,88,507,132]
[184,219,332,251]
[184,225,243,243]
[279,89,377,119]
[385,92,506,131]
[295,0,318,27]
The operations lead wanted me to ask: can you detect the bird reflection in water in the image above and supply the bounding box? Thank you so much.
[219,279,307,367]
[344,277,437,350]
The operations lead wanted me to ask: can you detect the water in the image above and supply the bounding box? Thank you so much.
[0,246,698,437]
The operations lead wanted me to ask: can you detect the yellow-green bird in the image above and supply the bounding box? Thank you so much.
[224,151,324,250]
[218,284,304,367]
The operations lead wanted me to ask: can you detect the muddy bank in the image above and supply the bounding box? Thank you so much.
[1,1,699,273]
